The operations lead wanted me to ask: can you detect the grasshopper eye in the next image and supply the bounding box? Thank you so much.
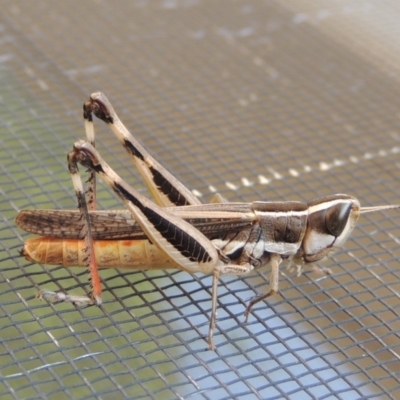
[325,202,353,237]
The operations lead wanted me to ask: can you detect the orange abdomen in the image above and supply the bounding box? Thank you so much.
[22,237,177,270]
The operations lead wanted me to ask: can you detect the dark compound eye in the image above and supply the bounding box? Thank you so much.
[325,202,353,237]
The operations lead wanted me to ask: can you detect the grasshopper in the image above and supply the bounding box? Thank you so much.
[16,92,400,349]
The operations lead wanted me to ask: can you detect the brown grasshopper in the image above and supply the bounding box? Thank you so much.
[16,92,400,349]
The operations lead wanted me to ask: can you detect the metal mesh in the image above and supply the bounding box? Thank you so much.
[1,1,400,399]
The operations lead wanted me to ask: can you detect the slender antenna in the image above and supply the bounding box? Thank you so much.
[360,204,400,214]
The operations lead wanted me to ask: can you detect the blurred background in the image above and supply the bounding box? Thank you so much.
[1,1,400,399]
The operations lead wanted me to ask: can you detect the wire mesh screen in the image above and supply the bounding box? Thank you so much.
[1,1,400,399]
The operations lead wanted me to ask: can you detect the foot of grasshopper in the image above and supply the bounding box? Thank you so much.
[37,290,99,306]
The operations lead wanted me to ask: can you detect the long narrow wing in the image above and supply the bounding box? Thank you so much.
[16,203,256,240]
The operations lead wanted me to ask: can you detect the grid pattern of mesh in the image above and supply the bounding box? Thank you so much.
[1,1,400,399]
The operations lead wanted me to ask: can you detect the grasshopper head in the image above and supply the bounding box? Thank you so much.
[301,194,400,264]
[301,195,360,263]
